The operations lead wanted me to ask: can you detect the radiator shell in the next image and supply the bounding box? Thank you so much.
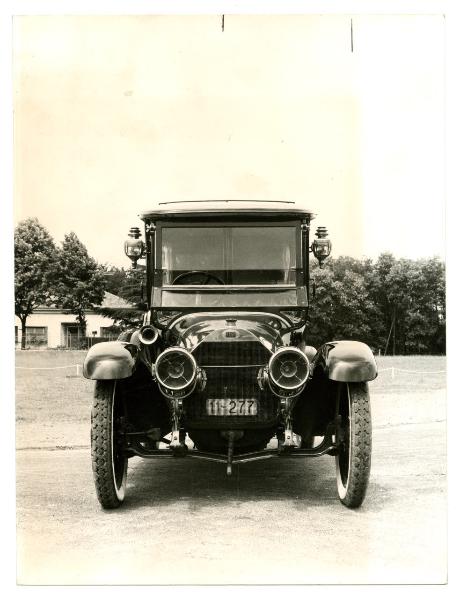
[184,340,279,429]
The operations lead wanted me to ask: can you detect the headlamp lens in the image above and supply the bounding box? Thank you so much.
[268,348,309,390]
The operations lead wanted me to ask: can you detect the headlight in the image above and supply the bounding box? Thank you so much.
[268,347,310,395]
[154,347,197,397]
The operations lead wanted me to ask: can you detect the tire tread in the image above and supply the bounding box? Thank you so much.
[339,382,372,508]
[91,381,124,509]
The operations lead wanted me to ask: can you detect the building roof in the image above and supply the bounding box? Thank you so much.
[101,291,132,309]
[140,200,316,220]
[34,292,132,314]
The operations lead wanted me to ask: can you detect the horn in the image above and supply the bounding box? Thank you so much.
[139,325,158,345]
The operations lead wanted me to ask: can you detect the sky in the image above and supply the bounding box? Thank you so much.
[13,14,445,267]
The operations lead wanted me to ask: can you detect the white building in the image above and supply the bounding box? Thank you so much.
[15,292,132,349]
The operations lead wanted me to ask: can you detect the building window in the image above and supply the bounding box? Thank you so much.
[25,326,48,346]
[62,324,85,348]
[100,326,121,340]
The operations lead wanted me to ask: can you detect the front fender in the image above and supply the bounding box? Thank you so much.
[83,341,139,380]
[312,340,378,382]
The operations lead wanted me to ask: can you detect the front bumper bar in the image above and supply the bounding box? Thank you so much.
[126,423,337,464]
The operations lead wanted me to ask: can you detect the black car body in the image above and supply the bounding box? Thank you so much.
[84,200,377,509]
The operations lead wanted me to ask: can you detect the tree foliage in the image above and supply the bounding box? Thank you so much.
[14,218,445,355]
[14,218,57,349]
[53,232,106,333]
[98,266,145,327]
[102,266,145,305]
[307,254,445,355]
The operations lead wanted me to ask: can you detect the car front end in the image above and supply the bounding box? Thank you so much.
[84,201,376,509]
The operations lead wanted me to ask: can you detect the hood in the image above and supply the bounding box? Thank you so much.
[167,312,288,353]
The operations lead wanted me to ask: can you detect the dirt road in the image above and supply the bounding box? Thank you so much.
[16,389,446,585]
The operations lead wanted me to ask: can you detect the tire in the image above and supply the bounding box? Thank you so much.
[301,436,316,449]
[335,382,372,508]
[91,380,128,509]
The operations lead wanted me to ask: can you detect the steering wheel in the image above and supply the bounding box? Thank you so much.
[172,270,225,285]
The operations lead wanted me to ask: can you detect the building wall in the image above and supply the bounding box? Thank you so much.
[14,311,118,348]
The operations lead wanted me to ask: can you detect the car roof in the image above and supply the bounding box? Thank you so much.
[140,200,316,220]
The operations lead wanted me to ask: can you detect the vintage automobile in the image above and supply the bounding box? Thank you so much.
[84,200,377,510]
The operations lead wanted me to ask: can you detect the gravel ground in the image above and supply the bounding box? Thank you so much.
[16,387,447,585]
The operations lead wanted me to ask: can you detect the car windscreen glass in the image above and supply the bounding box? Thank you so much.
[161,226,297,285]
[160,289,298,308]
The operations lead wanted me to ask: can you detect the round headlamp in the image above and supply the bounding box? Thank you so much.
[155,347,197,396]
[268,347,310,393]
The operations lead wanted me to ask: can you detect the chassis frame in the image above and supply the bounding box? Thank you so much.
[125,422,338,476]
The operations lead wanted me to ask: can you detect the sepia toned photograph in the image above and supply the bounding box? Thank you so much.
[12,8,446,586]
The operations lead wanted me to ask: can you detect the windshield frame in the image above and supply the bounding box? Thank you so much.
[154,219,302,289]
[146,218,309,314]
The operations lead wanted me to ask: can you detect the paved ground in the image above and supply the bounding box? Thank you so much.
[16,388,447,585]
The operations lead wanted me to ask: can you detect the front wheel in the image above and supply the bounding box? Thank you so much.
[91,380,128,509]
[335,382,372,508]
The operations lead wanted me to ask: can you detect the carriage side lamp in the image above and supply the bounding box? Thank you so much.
[311,226,332,268]
[124,227,145,269]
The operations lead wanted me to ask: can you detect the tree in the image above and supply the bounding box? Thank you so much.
[54,232,105,335]
[403,257,446,354]
[98,265,145,328]
[102,265,145,305]
[364,253,398,353]
[15,218,57,349]
[424,257,446,353]
[370,255,445,355]
[101,265,127,295]
[307,259,375,349]
[306,253,446,355]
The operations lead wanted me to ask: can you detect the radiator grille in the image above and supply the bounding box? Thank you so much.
[204,366,261,399]
[184,341,277,429]
[192,340,270,366]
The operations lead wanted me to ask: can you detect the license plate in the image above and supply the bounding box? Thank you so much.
[206,398,258,416]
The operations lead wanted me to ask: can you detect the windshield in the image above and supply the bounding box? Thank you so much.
[161,226,297,286]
